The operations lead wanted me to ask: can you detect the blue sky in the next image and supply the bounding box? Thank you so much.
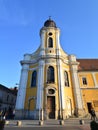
[0,0,98,88]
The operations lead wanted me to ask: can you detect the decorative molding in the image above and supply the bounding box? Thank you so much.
[92,72,98,87]
[81,87,98,89]
[45,87,56,96]
[29,67,38,71]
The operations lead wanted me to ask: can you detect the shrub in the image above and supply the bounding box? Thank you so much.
[0,120,5,130]
[90,121,98,130]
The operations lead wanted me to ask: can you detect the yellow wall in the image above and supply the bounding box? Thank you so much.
[25,87,37,110]
[64,87,75,109]
[78,72,98,112]
[81,89,98,111]
[24,65,38,110]
[78,72,95,88]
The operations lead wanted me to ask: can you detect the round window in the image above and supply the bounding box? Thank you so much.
[48,89,55,94]
[48,32,52,36]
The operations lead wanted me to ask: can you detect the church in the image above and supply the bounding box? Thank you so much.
[15,18,98,120]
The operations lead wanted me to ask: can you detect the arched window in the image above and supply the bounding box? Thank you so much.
[47,66,54,83]
[31,70,37,87]
[48,37,53,47]
[64,71,69,87]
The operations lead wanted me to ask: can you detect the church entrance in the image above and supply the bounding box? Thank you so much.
[47,96,55,119]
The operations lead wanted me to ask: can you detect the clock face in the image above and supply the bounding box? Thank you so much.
[48,89,55,94]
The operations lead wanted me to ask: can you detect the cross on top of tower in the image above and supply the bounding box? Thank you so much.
[49,16,51,20]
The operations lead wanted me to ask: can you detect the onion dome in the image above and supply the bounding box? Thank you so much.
[44,17,57,28]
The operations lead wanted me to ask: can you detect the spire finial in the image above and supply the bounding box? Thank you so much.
[49,16,51,20]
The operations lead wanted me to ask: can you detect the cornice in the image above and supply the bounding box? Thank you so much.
[20,54,69,65]
[81,87,98,90]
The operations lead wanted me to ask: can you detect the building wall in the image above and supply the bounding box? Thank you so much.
[23,54,77,119]
[78,71,98,115]
[15,19,98,119]
[0,84,17,119]
[23,63,98,119]
[24,65,38,111]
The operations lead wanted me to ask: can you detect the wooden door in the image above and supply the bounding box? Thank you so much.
[47,96,55,119]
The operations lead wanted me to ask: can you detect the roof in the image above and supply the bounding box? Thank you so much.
[77,59,98,71]
[44,18,57,28]
[0,84,17,96]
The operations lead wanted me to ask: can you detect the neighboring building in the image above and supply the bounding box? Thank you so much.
[0,84,17,118]
[15,18,98,119]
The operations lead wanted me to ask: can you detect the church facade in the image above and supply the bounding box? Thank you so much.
[15,18,98,119]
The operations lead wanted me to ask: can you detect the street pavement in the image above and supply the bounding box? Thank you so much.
[4,118,92,130]
[4,126,90,130]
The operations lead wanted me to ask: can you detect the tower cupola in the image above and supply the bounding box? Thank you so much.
[44,17,57,28]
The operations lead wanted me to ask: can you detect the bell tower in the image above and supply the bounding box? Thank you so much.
[36,18,64,120]
[39,17,61,57]
[37,18,67,119]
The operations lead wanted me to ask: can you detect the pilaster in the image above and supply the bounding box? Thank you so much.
[69,55,83,116]
[36,60,45,113]
[92,72,98,87]
[40,30,45,56]
[15,54,31,111]
[56,29,61,55]
[57,59,65,119]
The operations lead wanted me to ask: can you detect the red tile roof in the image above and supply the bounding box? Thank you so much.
[77,59,98,71]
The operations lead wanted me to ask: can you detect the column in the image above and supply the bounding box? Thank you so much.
[15,64,29,109]
[69,55,83,116]
[36,60,45,120]
[56,29,61,55]
[57,59,65,119]
[56,29,65,118]
[59,60,65,109]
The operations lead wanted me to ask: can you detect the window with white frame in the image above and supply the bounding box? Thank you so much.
[82,77,87,85]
